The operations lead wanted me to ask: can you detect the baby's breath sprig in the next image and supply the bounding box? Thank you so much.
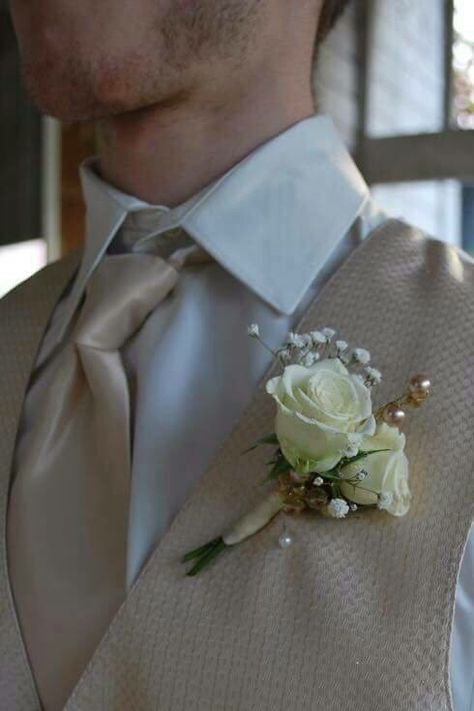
[246,323,278,358]
[364,366,383,388]
[351,348,371,366]
[248,324,385,386]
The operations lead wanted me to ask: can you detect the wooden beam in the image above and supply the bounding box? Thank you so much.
[359,130,474,184]
[354,0,375,168]
[0,9,42,246]
[443,0,454,130]
[60,122,97,256]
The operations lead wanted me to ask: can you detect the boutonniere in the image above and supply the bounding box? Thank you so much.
[183,326,431,576]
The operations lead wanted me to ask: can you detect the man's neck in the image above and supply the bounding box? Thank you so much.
[96,73,315,207]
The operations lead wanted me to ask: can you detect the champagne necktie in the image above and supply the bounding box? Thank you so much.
[7,252,181,711]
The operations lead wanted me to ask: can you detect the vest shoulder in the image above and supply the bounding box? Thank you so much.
[0,249,81,316]
[370,217,474,287]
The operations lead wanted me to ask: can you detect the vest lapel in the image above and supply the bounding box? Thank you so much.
[0,250,81,709]
[65,219,474,711]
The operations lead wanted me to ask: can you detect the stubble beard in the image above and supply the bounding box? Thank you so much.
[21,0,263,122]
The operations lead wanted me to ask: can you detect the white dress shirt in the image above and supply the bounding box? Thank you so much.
[15,115,474,710]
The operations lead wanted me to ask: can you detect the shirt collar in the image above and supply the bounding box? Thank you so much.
[182,114,369,314]
[78,113,369,316]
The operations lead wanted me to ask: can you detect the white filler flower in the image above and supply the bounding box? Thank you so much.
[247,323,260,338]
[377,491,394,510]
[352,348,371,365]
[310,331,327,346]
[328,498,350,519]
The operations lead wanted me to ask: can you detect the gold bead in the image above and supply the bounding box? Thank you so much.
[283,503,305,515]
[408,374,431,401]
[306,489,329,510]
[382,402,406,426]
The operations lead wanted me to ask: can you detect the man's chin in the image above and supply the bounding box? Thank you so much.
[20,56,188,122]
[24,86,108,122]
[21,63,119,122]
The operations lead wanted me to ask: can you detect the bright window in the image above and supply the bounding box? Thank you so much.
[0,240,47,298]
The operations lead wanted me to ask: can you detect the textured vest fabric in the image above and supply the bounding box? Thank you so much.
[0,220,473,710]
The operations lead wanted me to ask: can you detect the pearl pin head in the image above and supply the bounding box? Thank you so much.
[382,402,406,426]
[408,374,431,403]
[278,531,293,549]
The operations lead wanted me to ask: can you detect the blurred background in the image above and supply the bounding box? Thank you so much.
[0,0,473,297]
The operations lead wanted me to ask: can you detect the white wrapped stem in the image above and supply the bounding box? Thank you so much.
[222,492,284,546]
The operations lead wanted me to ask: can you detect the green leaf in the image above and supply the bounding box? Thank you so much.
[318,471,343,482]
[242,433,279,454]
[340,448,391,469]
[266,455,292,481]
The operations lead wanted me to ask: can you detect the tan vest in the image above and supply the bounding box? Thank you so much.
[0,219,472,710]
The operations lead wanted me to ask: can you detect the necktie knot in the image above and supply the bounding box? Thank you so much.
[73,254,178,350]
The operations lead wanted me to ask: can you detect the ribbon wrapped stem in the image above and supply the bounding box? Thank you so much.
[183,492,284,576]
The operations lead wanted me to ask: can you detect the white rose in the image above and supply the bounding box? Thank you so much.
[340,423,411,516]
[265,359,375,474]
